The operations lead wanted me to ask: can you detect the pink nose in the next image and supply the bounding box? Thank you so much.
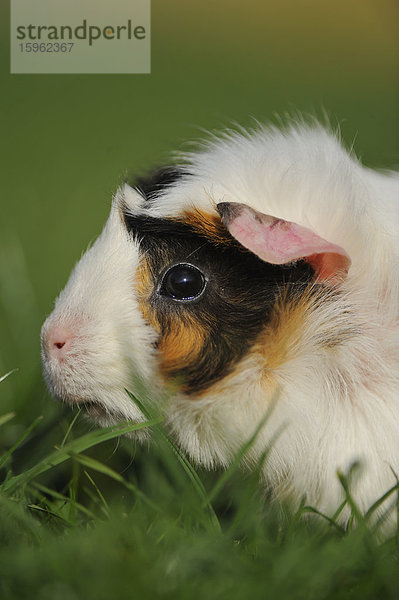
[45,325,73,359]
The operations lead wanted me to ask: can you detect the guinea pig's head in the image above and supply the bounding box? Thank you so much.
[43,125,392,467]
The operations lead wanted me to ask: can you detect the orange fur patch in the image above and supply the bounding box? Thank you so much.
[255,290,309,371]
[158,319,206,375]
[135,259,159,331]
[254,287,351,371]
[177,209,237,248]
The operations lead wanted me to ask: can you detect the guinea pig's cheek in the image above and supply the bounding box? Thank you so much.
[156,320,207,384]
[134,259,161,333]
[134,258,207,390]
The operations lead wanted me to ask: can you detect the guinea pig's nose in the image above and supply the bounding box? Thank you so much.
[43,324,73,360]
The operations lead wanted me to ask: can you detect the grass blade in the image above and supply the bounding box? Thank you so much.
[0,412,15,427]
[69,451,161,512]
[32,482,98,521]
[337,467,367,529]
[0,415,44,469]
[84,470,110,517]
[1,417,162,494]
[0,369,18,384]
[60,408,82,447]
[301,505,346,534]
[365,483,399,521]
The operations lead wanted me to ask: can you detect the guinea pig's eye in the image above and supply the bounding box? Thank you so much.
[160,263,206,301]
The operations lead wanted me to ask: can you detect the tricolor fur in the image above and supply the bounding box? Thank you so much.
[41,123,399,530]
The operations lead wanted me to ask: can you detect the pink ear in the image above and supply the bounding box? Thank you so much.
[217,203,350,284]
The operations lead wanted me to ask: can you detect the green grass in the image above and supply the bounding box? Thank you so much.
[2,376,399,600]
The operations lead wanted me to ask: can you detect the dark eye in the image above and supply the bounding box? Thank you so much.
[160,263,206,301]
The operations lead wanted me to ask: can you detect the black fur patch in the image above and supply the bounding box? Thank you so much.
[129,166,186,203]
[124,210,315,394]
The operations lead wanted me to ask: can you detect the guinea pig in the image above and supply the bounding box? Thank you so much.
[41,122,399,528]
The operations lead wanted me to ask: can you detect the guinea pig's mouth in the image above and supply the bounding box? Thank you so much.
[42,368,124,422]
[81,400,109,420]
[58,395,126,423]
[79,400,131,424]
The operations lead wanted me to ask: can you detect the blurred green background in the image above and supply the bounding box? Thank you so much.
[0,0,398,422]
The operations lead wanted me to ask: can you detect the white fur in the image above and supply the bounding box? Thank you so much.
[41,201,158,426]
[41,123,399,530]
